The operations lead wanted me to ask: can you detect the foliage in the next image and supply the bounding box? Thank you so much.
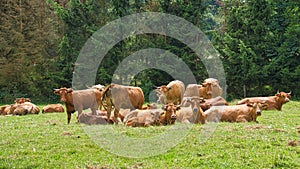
[0,0,299,103]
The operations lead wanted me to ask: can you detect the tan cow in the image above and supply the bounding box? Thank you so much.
[199,78,223,99]
[236,91,291,111]
[42,104,65,113]
[156,80,185,105]
[181,96,228,111]
[183,84,202,97]
[204,102,264,123]
[123,109,164,127]
[101,83,144,124]
[54,88,103,124]
[176,97,206,124]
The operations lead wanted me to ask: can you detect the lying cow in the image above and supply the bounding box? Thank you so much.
[176,97,206,124]
[236,91,291,111]
[160,103,181,125]
[0,105,11,115]
[181,96,228,111]
[102,83,144,124]
[78,112,108,125]
[204,102,264,123]
[54,87,102,124]
[156,80,185,105]
[123,109,164,127]
[9,102,40,115]
[42,104,65,113]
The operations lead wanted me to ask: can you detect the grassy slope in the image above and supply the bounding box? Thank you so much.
[0,101,299,169]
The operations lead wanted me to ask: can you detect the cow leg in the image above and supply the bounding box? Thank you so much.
[236,115,247,123]
[67,112,72,124]
[91,107,97,115]
[114,108,119,125]
[77,109,83,123]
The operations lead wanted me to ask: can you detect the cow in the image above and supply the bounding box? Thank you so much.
[183,84,202,97]
[160,103,181,125]
[176,97,206,124]
[204,102,264,123]
[181,96,228,111]
[9,102,40,115]
[14,98,31,104]
[78,112,108,125]
[53,87,102,124]
[199,78,223,99]
[141,103,158,110]
[0,105,11,115]
[123,109,164,127]
[101,83,144,124]
[156,80,185,105]
[42,104,65,113]
[236,91,291,111]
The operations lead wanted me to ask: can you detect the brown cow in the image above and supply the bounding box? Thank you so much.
[9,102,40,115]
[199,78,223,99]
[204,102,264,123]
[181,96,228,111]
[54,88,102,124]
[156,80,185,105]
[101,83,144,124]
[14,98,31,104]
[124,109,164,127]
[176,97,206,124]
[236,91,291,111]
[42,104,65,113]
[160,103,181,125]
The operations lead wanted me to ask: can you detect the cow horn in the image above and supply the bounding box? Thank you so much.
[288,91,291,95]
[277,90,280,94]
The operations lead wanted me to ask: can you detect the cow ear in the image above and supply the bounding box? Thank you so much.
[166,86,171,91]
[53,89,60,94]
[246,102,254,107]
[162,105,167,110]
[67,88,73,93]
[176,105,181,111]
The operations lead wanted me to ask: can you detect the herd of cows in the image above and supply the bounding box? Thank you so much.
[0,78,292,127]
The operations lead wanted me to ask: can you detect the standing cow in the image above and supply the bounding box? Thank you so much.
[54,88,103,124]
[101,83,144,124]
[237,91,291,111]
[156,80,185,105]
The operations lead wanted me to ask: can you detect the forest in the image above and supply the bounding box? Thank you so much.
[0,0,299,103]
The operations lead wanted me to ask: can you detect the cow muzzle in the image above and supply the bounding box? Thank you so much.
[256,110,262,116]
[193,108,198,113]
[171,114,177,120]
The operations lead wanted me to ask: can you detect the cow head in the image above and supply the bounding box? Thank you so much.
[15,98,31,104]
[162,103,180,124]
[275,91,291,103]
[246,102,263,116]
[54,88,73,103]
[186,97,205,113]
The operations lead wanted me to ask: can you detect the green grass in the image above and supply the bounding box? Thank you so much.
[0,102,299,169]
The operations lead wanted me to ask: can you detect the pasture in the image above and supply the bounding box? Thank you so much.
[0,101,299,169]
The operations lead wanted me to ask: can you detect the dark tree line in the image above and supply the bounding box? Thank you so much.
[0,0,299,103]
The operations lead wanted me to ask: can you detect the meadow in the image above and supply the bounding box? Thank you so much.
[0,101,299,169]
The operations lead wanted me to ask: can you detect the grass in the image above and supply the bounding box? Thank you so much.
[0,101,299,169]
